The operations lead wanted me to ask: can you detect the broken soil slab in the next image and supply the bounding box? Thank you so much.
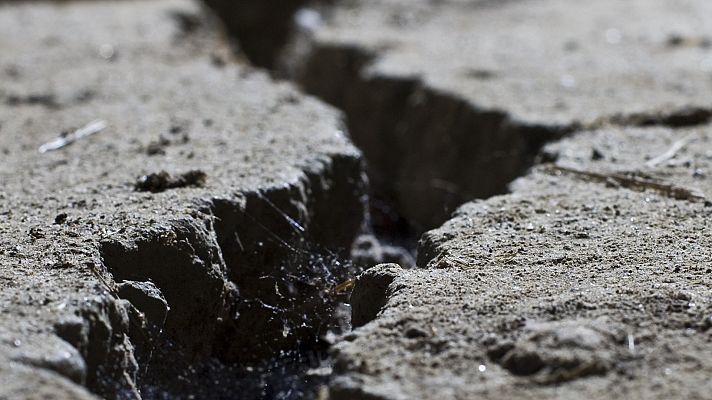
[332,123,712,399]
[274,0,712,231]
[0,0,366,398]
[335,172,712,399]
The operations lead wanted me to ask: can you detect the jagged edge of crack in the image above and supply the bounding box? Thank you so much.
[282,38,712,230]
[283,42,572,232]
[57,153,366,399]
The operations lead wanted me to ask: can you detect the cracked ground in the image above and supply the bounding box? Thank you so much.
[2,0,712,399]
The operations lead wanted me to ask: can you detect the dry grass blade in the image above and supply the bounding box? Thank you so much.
[38,119,108,153]
[645,133,696,168]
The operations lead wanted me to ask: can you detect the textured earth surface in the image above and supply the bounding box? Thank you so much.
[285,0,712,230]
[0,0,366,398]
[4,0,712,399]
[337,125,712,399]
[274,0,712,399]
[293,0,712,126]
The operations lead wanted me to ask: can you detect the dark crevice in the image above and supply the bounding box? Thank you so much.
[60,2,712,399]
[178,3,712,400]
[201,0,304,68]
[92,154,366,399]
[287,41,712,249]
[208,154,366,369]
[201,0,334,68]
[291,44,571,237]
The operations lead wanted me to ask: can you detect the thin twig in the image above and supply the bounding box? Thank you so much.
[645,133,695,168]
[39,119,107,153]
[545,164,707,203]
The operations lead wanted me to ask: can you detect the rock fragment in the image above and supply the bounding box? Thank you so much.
[134,170,207,193]
[116,281,169,334]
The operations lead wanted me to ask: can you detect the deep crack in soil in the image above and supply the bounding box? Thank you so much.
[95,158,366,399]
[5,1,712,399]
[201,1,712,398]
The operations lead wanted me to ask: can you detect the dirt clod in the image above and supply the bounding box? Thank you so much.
[116,281,168,332]
[54,213,68,225]
[134,170,207,193]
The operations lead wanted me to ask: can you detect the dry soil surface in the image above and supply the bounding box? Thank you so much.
[338,124,712,399]
[277,0,712,399]
[4,0,712,399]
[285,0,712,230]
[0,0,366,398]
